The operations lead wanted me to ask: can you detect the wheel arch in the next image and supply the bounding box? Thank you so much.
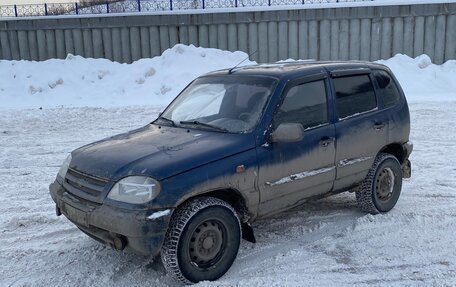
[175,188,252,223]
[379,143,405,164]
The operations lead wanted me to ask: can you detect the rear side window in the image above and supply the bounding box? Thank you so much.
[274,80,328,129]
[373,70,401,108]
[333,75,377,119]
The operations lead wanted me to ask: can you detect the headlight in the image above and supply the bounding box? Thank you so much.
[107,176,160,204]
[58,154,72,179]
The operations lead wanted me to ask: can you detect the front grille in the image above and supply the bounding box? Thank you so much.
[63,168,109,203]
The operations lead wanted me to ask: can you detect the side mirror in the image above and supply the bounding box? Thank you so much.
[270,123,305,143]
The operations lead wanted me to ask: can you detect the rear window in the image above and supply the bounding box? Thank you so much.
[333,75,377,119]
[373,70,401,108]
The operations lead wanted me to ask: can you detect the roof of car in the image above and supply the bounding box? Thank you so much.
[206,61,388,79]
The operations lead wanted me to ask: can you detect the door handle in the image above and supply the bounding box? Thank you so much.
[373,122,386,131]
[319,136,335,147]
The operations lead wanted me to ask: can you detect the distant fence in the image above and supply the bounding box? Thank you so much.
[0,0,374,17]
[0,3,455,64]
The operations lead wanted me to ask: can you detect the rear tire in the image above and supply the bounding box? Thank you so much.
[161,197,241,284]
[356,153,403,214]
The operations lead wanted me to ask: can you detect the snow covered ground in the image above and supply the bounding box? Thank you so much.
[1,46,456,286]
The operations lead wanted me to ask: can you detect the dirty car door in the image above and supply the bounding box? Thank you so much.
[256,76,336,216]
[330,70,387,190]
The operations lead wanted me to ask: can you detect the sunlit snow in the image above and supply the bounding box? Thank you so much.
[1,45,455,286]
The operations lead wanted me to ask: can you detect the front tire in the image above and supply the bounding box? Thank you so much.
[161,197,241,284]
[356,153,403,214]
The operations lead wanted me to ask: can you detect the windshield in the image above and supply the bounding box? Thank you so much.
[159,75,277,133]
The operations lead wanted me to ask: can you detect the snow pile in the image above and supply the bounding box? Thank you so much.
[377,54,456,102]
[0,45,455,110]
[0,44,255,109]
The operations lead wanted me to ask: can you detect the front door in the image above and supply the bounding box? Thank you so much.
[257,76,336,217]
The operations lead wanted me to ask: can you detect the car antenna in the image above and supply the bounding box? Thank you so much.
[228,50,257,74]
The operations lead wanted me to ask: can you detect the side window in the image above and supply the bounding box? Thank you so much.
[274,80,328,129]
[333,75,377,119]
[373,70,401,108]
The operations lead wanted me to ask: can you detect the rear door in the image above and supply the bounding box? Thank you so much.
[330,70,388,190]
[257,75,336,216]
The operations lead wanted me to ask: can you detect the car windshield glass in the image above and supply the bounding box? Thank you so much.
[160,75,278,133]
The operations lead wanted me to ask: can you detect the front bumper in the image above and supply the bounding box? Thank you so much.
[49,180,172,256]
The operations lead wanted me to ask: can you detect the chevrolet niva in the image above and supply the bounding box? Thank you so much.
[50,61,412,284]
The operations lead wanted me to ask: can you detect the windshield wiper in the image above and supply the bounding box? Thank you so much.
[156,116,176,126]
[179,120,228,133]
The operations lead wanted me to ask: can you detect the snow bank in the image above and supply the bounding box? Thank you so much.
[377,54,456,102]
[0,46,454,110]
[0,44,255,109]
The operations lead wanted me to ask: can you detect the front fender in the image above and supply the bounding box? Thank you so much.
[151,148,259,218]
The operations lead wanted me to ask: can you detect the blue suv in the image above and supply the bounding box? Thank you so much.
[50,61,412,284]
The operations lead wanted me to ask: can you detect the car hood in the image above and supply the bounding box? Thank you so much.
[70,124,256,181]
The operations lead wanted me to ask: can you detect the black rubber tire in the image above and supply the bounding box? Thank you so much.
[161,197,241,284]
[356,153,403,214]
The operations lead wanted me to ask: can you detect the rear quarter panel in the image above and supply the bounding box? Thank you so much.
[385,70,411,145]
